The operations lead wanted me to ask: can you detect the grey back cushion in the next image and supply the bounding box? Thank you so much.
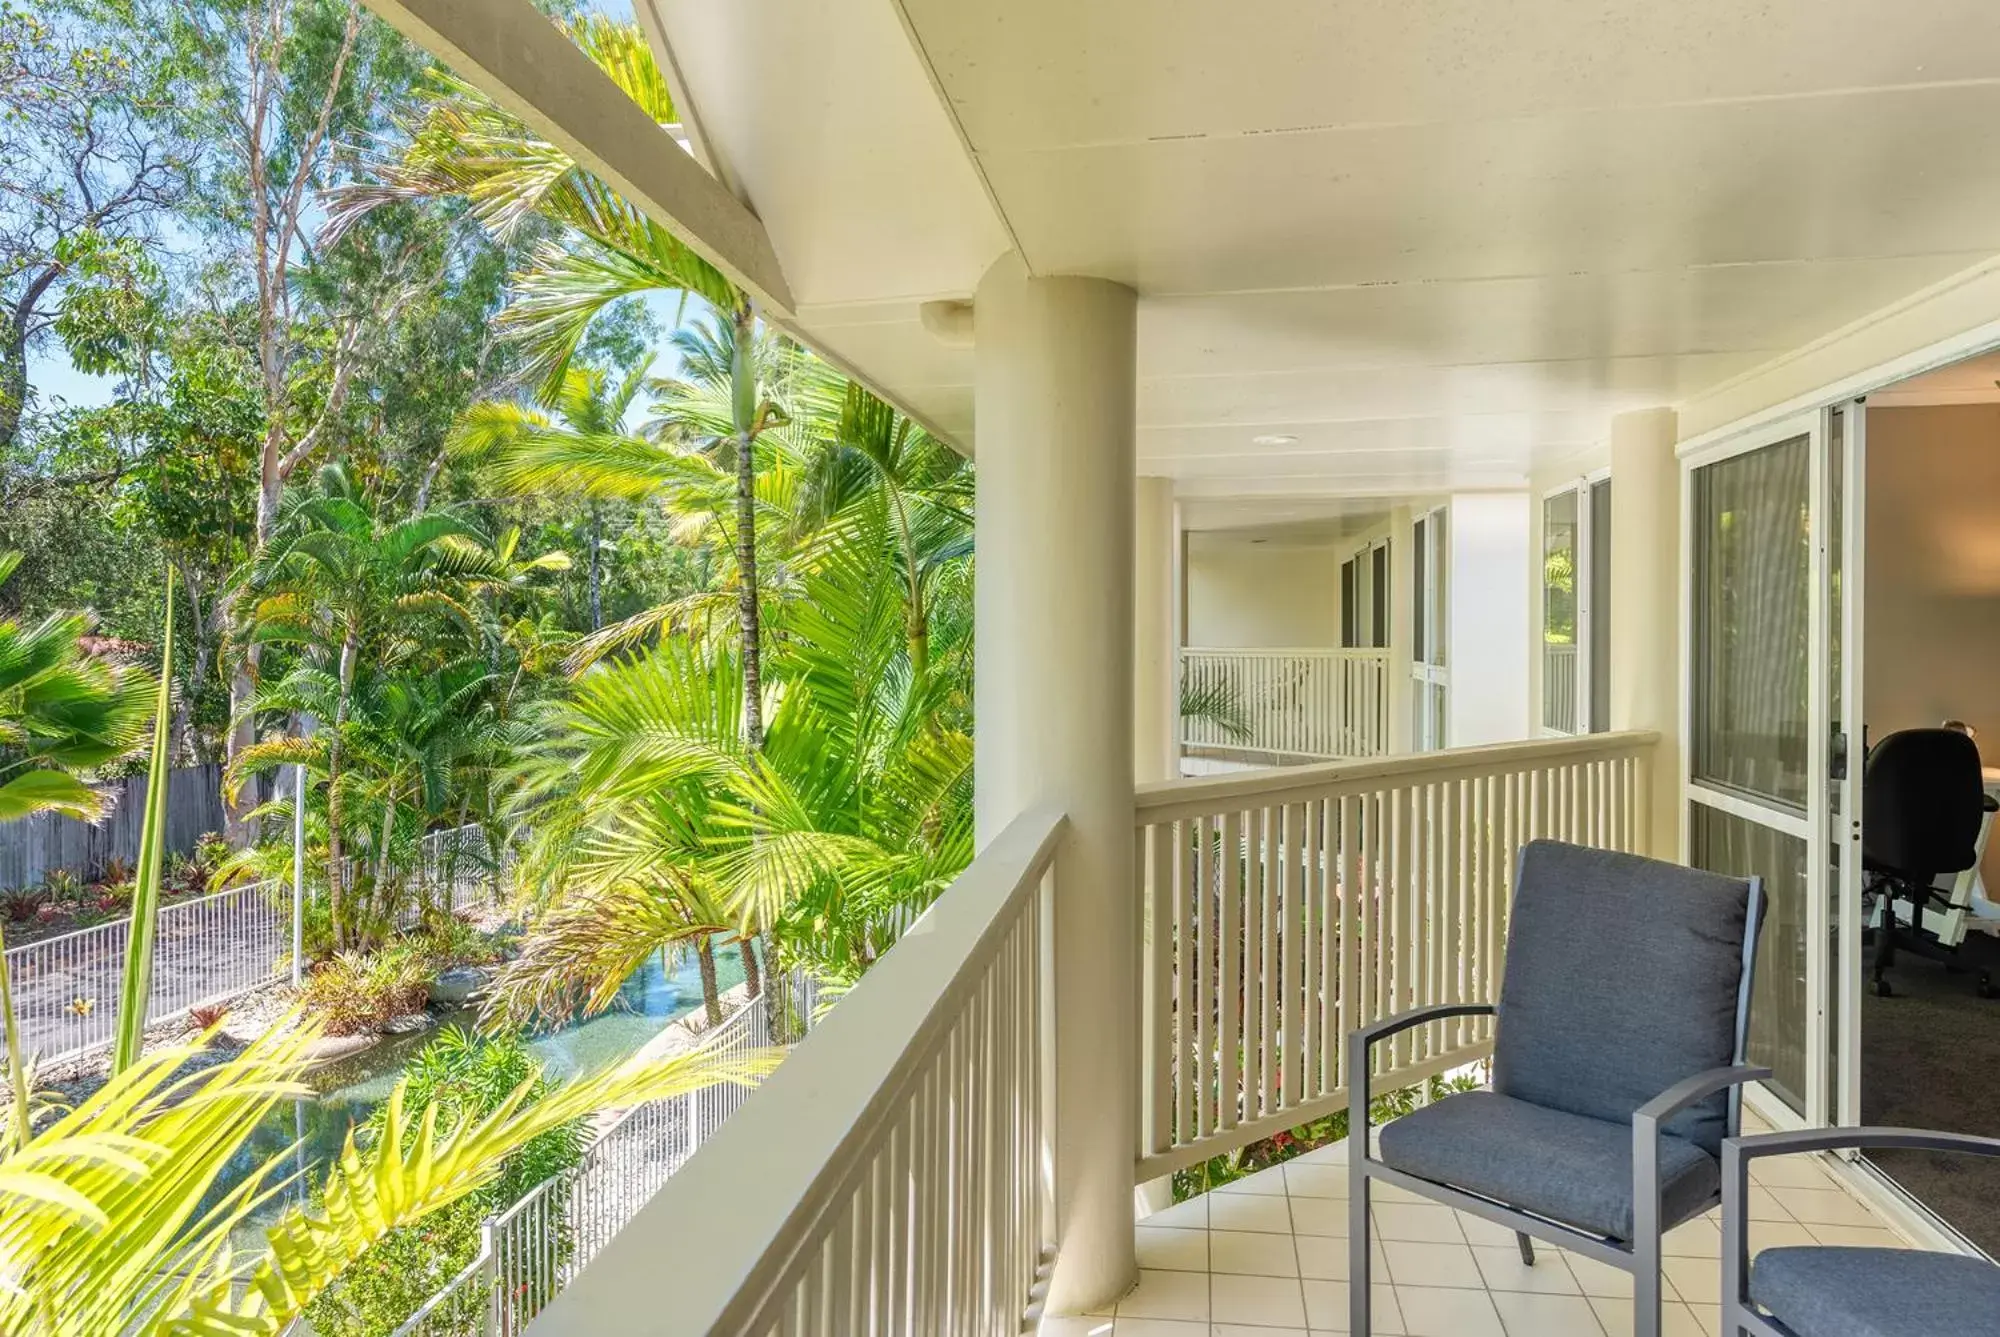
[1492,840,1758,1153]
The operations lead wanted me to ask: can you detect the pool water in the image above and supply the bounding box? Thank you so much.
[224,944,749,1233]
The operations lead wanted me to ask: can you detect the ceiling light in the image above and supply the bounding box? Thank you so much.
[1251,433,1298,446]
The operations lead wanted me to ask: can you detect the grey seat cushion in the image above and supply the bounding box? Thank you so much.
[1750,1246,2000,1337]
[1495,840,1757,1154]
[1376,1090,1718,1242]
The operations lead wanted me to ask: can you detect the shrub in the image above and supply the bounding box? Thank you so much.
[303,1030,585,1337]
[3,890,46,922]
[41,869,81,907]
[188,1003,230,1030]
[299,949,431,1036]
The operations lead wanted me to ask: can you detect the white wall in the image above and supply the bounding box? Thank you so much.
[1865,404,2000,893]
[1185,534,1340,647]
[1447,493,1532,746]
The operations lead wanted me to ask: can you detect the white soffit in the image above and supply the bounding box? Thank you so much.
[649,0,2000,491]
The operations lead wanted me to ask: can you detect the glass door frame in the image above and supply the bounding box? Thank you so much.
[1541,467,1611,737]
[1679,404,1861,1132]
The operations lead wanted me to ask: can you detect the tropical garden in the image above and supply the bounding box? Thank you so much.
[0,0,973,1329]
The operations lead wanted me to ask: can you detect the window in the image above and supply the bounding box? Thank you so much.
[1412,507,1448,750]
[1341,539,1389,649]
[1541,475,1612,734]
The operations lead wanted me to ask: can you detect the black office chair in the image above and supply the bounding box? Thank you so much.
[1862,728,1992,997]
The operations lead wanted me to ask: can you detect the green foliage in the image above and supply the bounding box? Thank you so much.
[303,1028,585,1337]
[298,948,432,1037]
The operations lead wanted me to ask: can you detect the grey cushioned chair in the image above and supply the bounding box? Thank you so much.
[1348,839,1768,1337]
[1722,1128,2000,1336]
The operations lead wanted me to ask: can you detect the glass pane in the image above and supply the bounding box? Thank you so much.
[1433,509,1449,668]
[1543,490,1580,733]
[1371,546,1389,649]
[1691,435,1812,809]
[1413,517,1429,663]
[1589,478,1613,734]
[1341,559,1358,647]
[1690,802,1810,1113]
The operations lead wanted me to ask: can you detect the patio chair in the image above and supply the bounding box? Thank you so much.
[1722,1127,2000,1336]
[1348,839,1769,1337]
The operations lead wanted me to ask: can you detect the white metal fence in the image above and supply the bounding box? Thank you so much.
[393,973,822,1337]
[2,824,495,1066]
[1182,647,1390,761]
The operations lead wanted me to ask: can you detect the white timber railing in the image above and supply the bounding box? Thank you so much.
[533,809,1063,1336]
[396,973,822,1337]
[1182,647,1390,761]
[1543,642,1580,735]
[1135,730,1658,1176]
[3,824,495,1065]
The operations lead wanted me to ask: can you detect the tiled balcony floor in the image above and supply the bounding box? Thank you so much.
[1044,1110,1914,1337]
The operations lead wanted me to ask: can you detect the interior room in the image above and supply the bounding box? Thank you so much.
[1860,353,2000,1256]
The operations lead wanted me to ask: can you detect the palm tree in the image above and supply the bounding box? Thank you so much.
[235,464,491,947]
[327,14,778,757]
[0,553,155,823]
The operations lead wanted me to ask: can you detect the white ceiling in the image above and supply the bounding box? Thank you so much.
[644,0,2000,498]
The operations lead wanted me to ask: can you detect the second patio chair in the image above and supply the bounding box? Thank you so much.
[1348,838,1769,1337]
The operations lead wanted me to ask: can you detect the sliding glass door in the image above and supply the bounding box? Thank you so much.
[1683,405,1863,1127]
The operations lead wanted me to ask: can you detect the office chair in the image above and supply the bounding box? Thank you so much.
[1862,728,1992,997]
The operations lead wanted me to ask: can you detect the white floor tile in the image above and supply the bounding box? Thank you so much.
[1472,1243,1581,1294]
[1213,1325,1307,1337]
[1298,1139,1352,1167]
[1032,1317,1116,1337]
[1661,1217,1722,1258]
[1209,1192,1296,1234]
[1106,1322,1205,1337]
[1302,1279,1403,1333]
[1210,1273,1308,1327]
[1561,1252,1633,1299]
[1394,1284,1506,1337]
[1769,1186,1878,1228]
[1142,1197,1209,1230]
[1295,1233,1389,1281]
[1210,1228,1301,1277]
[1745,1220,1818,1255]
[1116,1269,1211,1321]
[1488,1291,1605,1337]
[1289,1195,1353,1238]
[1454,1212,1520,1247]
[1681,1303,1723,1337]
[1748,1155,1838,1191]
[1585,1295,1707,1337]
[1382,1240,1485,1290]
[1287,1163,1350,1198]
[1371,1203,1465,1243]
[1220,1164,1292,1196]
[1805,1224,1908,1249]
[1660,1254,1720,1309]
[1135,1225,1209,1272]
[1742,1185,1794,1222]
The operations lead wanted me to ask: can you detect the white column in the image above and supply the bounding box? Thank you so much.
[1608,407,1681,856]
[973,252,1139,1314]
[1387,503,1416,753]
[1134,476,1179,783]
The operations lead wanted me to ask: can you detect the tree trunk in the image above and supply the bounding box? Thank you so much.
[587,502,603,630]
[740,933,762,999]
[325,625,359,951]
[695,934,723,1026]
[730,306,763,752]
[0,265,61,456]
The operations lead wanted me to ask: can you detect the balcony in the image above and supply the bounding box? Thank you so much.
[1181,648,1392,767]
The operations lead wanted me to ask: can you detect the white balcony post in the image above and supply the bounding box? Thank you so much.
[972,252,1140,1314]
[1135,475,1180,782]
[1608,407,1681,855]
[1387,503,1417,752]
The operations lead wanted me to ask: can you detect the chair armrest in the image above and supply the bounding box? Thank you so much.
[1634,1065,1772,1131]
[1628,1065,1769,1258]
[1347,1003,1495,1138]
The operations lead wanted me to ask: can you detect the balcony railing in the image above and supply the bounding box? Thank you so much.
[1543,641,1579,735]
[535,809,1062,1335]
[1136,729,1656,1174]
[542,732,1657,1333]
[1182,647,1389,761]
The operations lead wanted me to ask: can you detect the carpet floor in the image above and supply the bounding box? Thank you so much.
[1861,938,2000,1256]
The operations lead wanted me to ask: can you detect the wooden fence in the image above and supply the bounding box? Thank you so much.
[0,763,271,891]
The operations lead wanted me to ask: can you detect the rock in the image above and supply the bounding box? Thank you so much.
[380,1011,433,1035]
[303,1033,379,1066]
[430,965,491,1007]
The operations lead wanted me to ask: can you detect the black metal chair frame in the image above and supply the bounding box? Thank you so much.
[1720,1127,2000,1337]
[1347,871,1767,1337]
